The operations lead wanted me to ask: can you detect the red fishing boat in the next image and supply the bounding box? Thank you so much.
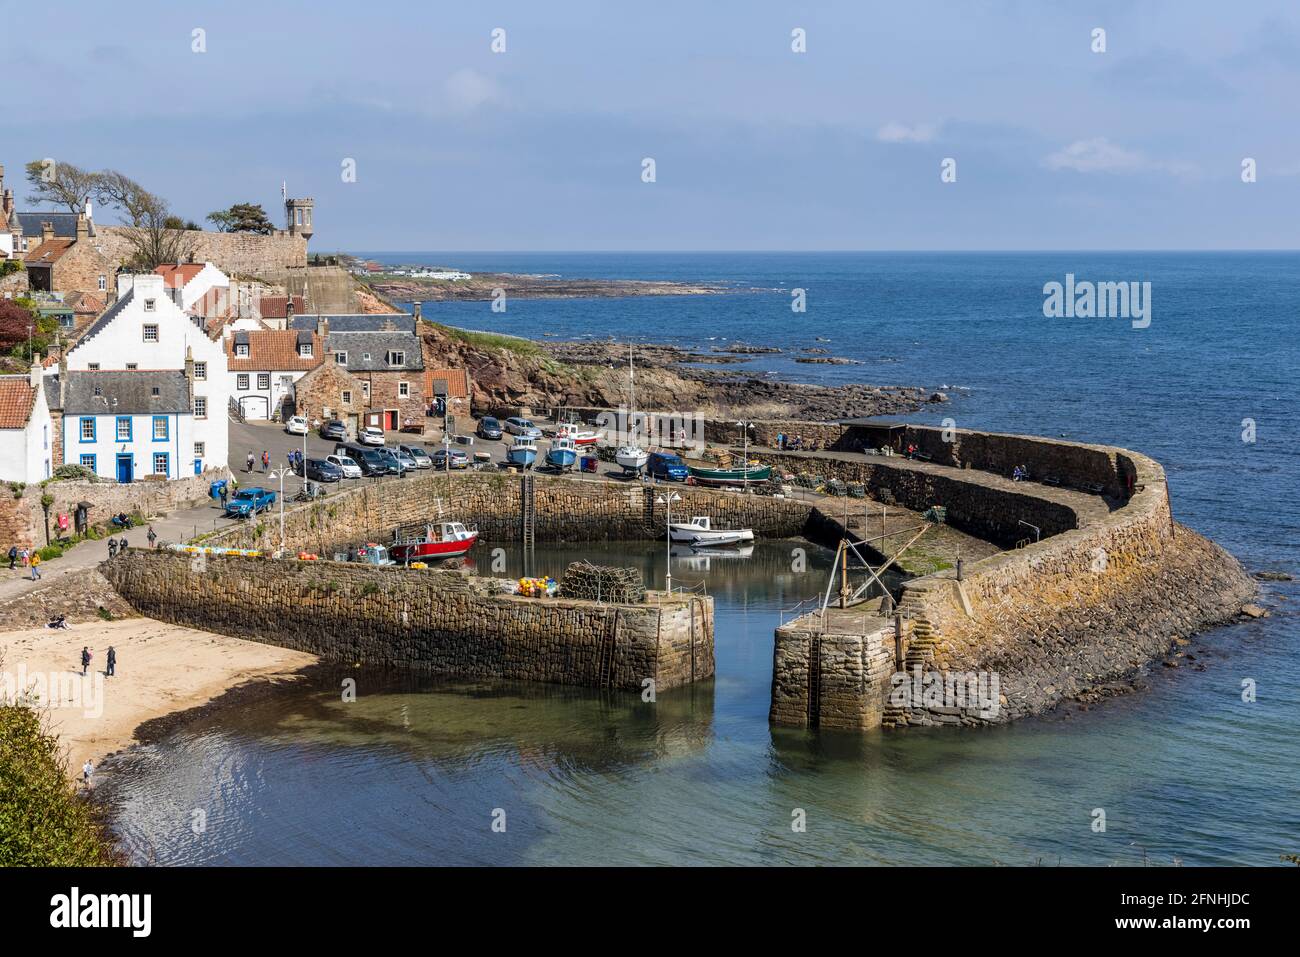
[389,521,479,563]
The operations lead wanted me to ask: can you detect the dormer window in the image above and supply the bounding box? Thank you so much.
[143,298,156,312]
[387,351,405,367]
[235,344,249,357]
[334,351,347,364]
[299,342,313,358]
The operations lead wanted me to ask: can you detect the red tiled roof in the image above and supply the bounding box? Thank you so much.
[258,295,306,319]
[0,377,37,429]
[24,239,73,264]
[425,367,469,398]
[156,263,206,288]
[226,330,324,371]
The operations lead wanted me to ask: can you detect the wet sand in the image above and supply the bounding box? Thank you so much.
[0,617,316,779]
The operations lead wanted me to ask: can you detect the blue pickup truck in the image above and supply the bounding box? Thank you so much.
[224,486,276,518]
[647,451,690,481]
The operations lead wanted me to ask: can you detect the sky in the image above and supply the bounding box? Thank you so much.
[2,0,1298,251]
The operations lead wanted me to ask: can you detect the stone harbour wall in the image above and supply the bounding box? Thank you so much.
[101,549,714,691]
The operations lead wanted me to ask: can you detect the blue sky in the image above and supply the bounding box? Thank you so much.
[3,0,1298,250]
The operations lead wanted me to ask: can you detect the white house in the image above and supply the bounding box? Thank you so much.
[0,362,53,483]
[155,262,230,313]
[61,273,229,475]
[225,328,322,420]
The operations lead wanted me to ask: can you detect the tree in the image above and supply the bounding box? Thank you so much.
[119,194,196,271]
[163,215,201,231]
[23,160,99,213]
[0,298,57,360]
[93,170,158,227]
[206,202,275,234]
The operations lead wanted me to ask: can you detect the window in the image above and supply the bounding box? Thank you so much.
[398,382,410,398]
[153,416,169,441]
[342,390,352,405]
[126,363,138,370]
[235,344,249,357]
[143,324,159,342]
[361,382,370,400]
[80,417,96,442]
[194,396,207,418]
[387,351,405,367]
[151,386,160,397]
[193,361,207,380]
[362,352,371,361]
[334,351,348,365]
[237,373,250,390]
[194,441,205,458]
[87,362,100,371]
[153,452,169,476]
[98,275,107,291]
[143,298,157,312]
[257,373,270,390]
[80,454,96,471]
[115,417,132,441]
[43,425,48,450]
[299,342,313,358]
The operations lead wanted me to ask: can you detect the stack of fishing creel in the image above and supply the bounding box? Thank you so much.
[559,562,646,603]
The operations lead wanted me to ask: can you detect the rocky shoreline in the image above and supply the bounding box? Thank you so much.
[369,273,742,302]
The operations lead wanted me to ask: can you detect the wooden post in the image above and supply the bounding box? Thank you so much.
[894,613,904,672]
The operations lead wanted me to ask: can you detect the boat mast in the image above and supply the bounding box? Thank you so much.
[627,342,637,448]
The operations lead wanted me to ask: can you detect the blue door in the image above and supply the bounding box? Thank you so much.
[194,458,203,476]
[116,454,134,484]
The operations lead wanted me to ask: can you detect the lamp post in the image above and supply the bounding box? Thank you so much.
[441,433,452,510]
[269,466,291,555]
[656,491,681,594]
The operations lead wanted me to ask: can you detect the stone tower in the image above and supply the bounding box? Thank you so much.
[285,197,314,240]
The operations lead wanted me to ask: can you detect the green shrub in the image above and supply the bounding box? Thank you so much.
[0,705,117,866]
[360,582,379,597]
[51,464,98,483]
[96,607,113,621]
[35,545,63,562]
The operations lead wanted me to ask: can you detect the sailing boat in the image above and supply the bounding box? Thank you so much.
[615,343,649,473]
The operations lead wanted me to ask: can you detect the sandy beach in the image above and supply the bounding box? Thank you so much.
[0,617,317,779]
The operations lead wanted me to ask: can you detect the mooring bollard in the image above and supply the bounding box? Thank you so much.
[957,556,964,582]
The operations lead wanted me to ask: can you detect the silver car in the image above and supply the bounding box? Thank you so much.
[504,416,542,439]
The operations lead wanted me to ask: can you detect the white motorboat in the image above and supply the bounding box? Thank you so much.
[668,515,755,547]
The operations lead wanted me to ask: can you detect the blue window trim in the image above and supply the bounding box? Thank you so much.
[115,415,133,442]
[152,415,170,442]
[79,417,96,443]
[79,454,96,472]
[152,451,170,477]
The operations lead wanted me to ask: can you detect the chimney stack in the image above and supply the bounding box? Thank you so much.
[316,315,328,339]
[29,353,41,388]
[285,297,295,322]
[75,213,88,241]
[41,222,54,244]
[57,351,67,410]
[413,302,422,321]
[184,346,195,402]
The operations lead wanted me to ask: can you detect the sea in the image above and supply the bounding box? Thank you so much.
[100,253,1300,865]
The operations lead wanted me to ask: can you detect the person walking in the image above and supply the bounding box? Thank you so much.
[108,538,118,560]
[261,450,269,472]
[80,646,92,676]
[219,484,229,508]
[29,551,41,580]
[118,537,129,555]
[106,645,117,678]
[147,525,157,548]
[7,545,16,570]
[20,546,29,568]
[82,758,94,789]
[246,451,255,473]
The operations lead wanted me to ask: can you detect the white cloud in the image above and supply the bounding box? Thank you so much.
[1044,138,1148,173]
[875,121,939,144]
[444,69,503,113]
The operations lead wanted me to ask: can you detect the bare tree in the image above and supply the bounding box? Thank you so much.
[23,159,99,213]
[119,194,195,271]
[94,170,158,227]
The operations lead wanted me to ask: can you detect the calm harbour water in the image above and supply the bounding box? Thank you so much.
[101,253,1299,865]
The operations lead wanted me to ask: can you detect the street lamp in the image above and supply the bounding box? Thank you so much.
[656,491,681,594]
[442,433,453,508]
[269,466,291,555]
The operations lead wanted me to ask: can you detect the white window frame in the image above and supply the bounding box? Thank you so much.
[143,323,159,342]
[194,396,207,419]
[237,373,250,391]
[193,361,207,381]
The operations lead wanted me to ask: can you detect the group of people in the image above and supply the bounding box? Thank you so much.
[79,644,116,677]
[107,535,132,559]
[7,545,40,580]
[775,433,820,451]
[246,450,272,472]
[1011,464,1029,482]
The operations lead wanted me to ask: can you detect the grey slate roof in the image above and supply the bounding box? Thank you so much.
[15,212,94,239]
[325,331,423,371]
[290,313,415,333]
[60,370,190,415]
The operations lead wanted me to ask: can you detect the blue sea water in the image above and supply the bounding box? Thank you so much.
[102,253,1299,865]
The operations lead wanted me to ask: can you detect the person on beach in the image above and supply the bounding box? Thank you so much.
[246,451,255,472]
[147,525,157,548]
[82,759,93,789]
[106,646,116,677]
[80,646,92,676]
[29,552,41,580]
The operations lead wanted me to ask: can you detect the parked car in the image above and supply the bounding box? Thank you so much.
[503,416,542,439]
[336,443,396,476]
[285,416,309,435]
[431,448,470,470]
[476,416,504,440]
[647,451,690,482]
[319,419,347,441]
[224,487,276,517]
[359,426,385,446]
[383,446,417,472]
[398,444,433,469]
[295,458,343,483]
[325,453,362,479]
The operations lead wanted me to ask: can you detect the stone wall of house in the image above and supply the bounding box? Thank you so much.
[101,549,714,691]
[50,241,115,299]
[291,360,365,425]
[205,471,814,554]
[356,370,426,430]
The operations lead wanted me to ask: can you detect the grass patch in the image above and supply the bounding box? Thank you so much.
[427,322,544,357]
